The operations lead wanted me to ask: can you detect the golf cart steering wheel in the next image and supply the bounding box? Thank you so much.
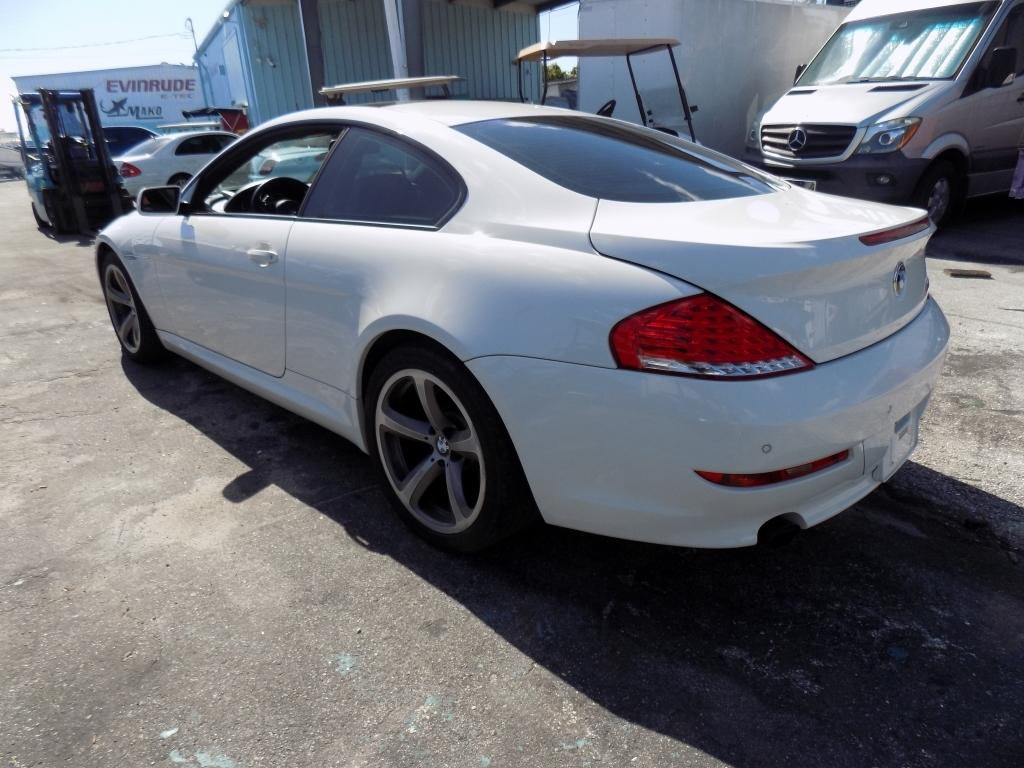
[596,99,617,118]
[251,176,309,216]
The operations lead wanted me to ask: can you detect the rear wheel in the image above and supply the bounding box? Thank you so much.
[168,173,191,187]
[99,251,167,364]
[913,160,962,227]
[366,346,536,552]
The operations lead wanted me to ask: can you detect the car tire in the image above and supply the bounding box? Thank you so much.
[99,251,167,364]
[913,160,963,227]
[365,345,537,553]
[168,173,191,187]
[31,202,49,229]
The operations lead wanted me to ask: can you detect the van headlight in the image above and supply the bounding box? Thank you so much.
[856,117,922,154]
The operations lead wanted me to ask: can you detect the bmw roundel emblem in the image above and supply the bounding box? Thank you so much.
[893,262,908,296]
[787,128,808,152]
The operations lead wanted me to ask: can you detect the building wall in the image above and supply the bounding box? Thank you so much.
[422,0,540,102]
[318,0,394,103]
[196,14,254,112]
[241,0,314,123]
[578,0,852,157]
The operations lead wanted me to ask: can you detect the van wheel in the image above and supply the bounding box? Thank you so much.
[913,160,962,227]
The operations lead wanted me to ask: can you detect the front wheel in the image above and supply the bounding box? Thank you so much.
[99,252,167,364]
[31,202,49,229]
[365,346,536,552]
[913,160,962,227]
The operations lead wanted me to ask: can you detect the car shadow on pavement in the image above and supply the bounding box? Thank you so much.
[121,355,1024,768]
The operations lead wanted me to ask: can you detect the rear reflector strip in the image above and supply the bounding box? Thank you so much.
[859,216,930,246]
[696,449,850,488]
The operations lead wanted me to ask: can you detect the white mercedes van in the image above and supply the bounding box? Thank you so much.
[748,0,1024,224]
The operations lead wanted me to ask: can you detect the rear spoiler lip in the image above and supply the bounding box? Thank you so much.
[859,215,931,247]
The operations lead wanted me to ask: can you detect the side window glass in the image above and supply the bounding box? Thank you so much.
[302,127,462,227]
[175,137,205,156]
[974,6,1024,88]
[192,129,341,216]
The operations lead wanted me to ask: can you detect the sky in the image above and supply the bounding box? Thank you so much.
[0,0,578,133]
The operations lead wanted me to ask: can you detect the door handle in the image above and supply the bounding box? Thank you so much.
[247,248,278,267]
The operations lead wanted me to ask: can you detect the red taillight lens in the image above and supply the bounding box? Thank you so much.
[609,294,813,378]
[696,450,849,488]
[119,162,141,178]
[859,215,930,246]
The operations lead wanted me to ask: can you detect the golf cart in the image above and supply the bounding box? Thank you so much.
[515,38,698,141]
[320,75,462,104]
[14,88,130,234]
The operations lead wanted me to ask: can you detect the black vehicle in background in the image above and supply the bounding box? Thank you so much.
[102,125,158,158]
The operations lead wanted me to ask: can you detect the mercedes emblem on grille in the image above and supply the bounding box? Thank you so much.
[893,262,908,297]
[787,128,808,152]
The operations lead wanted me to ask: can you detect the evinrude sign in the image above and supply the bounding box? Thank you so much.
[13,64,203,126]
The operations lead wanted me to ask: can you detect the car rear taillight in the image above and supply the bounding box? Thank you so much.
[609,294,813,378]
[120,162,141,178]
[258,159,276,175]
[859,216,930,246]
[696,449,850,488]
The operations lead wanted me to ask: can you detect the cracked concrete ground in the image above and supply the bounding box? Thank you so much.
[1,180,1022,768]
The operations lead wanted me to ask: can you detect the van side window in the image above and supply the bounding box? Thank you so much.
[973,4,1024,89]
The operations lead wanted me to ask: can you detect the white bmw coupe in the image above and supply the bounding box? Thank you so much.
[96,101,949,552]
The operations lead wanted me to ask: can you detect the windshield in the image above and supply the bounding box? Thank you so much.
[799,2,997,85]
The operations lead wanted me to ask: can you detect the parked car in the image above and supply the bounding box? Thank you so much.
[102,126,157,158]
[115,130,236,197]
[747,0,1024,225]
[95,101,949,552]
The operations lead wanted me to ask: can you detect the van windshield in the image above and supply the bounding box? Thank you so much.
[799,2,997,85]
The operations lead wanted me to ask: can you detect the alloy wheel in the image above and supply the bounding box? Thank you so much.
[375,369,485,534]
[103,264,142,353]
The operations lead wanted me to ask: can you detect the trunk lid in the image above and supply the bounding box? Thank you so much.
[589,188,932,363]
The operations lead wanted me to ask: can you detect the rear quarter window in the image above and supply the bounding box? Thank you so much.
[456,116,778,203]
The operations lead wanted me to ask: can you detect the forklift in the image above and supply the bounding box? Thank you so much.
[13,88,131,235]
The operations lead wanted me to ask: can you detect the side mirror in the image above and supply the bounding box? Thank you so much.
[794,63,807,85]
[988,46,1017,88]
[137,186,180,215]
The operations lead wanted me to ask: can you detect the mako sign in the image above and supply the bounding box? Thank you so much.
[13,64,203,126]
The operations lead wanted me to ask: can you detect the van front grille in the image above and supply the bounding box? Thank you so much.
[761,124,857,159]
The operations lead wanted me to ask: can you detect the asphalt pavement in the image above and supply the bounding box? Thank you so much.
[1,180,1022,768]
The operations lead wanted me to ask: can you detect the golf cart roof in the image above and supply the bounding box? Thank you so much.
[515,38,679,63]
[320,75,462,99]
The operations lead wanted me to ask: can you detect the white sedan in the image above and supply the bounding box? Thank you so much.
[114,130,237,198]
[96,101,949,552]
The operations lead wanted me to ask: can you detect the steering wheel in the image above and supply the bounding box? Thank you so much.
[596,99,617,118]
[251,176,310,215]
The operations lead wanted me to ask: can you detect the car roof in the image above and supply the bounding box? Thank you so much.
[260,100,580,131]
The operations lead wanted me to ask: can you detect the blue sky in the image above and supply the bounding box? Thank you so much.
[1,1,579,133]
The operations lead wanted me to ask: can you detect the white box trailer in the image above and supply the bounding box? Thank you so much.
[577,0,852,157]
[12,64,204,130]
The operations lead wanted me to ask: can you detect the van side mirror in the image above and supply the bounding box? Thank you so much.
[794,64,807,84]
[988,47,1017,88]
[138,186,180,215]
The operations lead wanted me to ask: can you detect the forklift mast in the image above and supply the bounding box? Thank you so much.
[17,88,130,234]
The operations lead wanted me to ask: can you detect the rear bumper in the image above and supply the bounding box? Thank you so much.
[745,148,929,206]
[467,297,949,548]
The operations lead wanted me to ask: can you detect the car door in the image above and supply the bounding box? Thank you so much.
[172,134,231,179]
[966,2,1024,191]
[152,125,343,377]
[284,126,466,393]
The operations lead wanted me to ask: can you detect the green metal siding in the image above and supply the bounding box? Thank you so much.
[318,0,394,104]
[422,0,540,102]
[241,0,313,123]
